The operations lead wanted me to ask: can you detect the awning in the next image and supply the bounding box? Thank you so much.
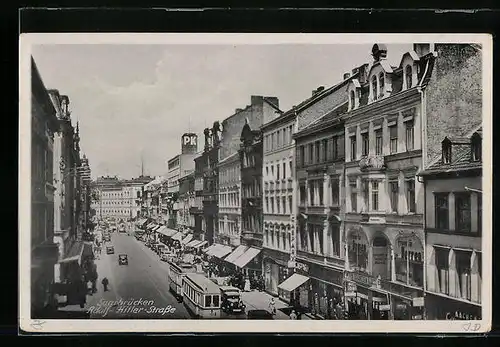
[233,247,261,268]
[202,244,216,254]
[181,234,193,245]
[186,239,200,247]
[164,228,178,237]
[278,273,310,292]
[59,241,84,264]
[171,232,184,241]
[155,226,168,236]
[152,225,161,232]
[211,244,234,260]
[147,223,159,230]
[224,245,249,264]
[193,240,208,249]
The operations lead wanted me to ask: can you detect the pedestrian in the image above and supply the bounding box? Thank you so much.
[269,297,276,316]
[244,276,251,292]
[290,310,297,320]
[102,277,109,292]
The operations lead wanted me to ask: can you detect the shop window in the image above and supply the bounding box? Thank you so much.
[435,247,450,295]
[405,120,414,151]
[361,132,369,156]
[389,181,399,213]
[350,135,357,161]
[455,193,471,233]
[395,238,424,287]
[375,129,383,155]
[406,179,416,213]
[456,250,472,301]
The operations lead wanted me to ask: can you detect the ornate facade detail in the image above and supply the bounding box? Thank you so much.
[359,155,386,171]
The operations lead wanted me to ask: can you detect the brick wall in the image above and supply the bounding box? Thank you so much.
[424,44,482,167]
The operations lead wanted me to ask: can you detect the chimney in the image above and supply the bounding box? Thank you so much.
[343,72,351,80]
[235,108,243,113]
[413,43,433,57]
[312,86,325,96]
[358,63,369,84]
[251,95,263,105]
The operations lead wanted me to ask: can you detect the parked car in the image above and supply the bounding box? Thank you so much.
[118,254,128,265]
[156,244,166,255]
[220,286,245,314]
[246,309,274,320]
[106,245,115,254]
[160,249,174,262]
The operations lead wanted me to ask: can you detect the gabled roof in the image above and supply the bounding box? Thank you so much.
[368,59,394,76]
[263,97,283,113]
[294,101,348,138]
[398,51,420,68]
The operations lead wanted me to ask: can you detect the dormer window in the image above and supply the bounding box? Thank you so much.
[372,75,378,101]
[471,132,482,162]
[442,138,452,164]
[379,72,385,98]
[350,90,356,110]
[405,65,413,89]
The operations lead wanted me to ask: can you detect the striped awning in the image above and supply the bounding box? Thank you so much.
[233,247,261,268]
[171,232,184,241]
[224,245,249,264]
[181,234,193,245]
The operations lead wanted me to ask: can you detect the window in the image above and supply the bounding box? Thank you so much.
[372,181,379,211]
[289,160,292,178]
[309,181,315,206]
[406,179,416,213]
[389,181,399,213]
[350,90,356,109]
[265,166,269,178]
[442,141,452,164]
[372,75,378,101]
[472,136,482,162]
[375,129,383,155]
[315,142,320,164]
[330,177,339,206]
[477,194,482,232]
[350,135,357,161]
[322,139,328,162]
[277,198,281,214]
[456,251,472,301]
[337,135,345,159]
[361,132,369,156]
[282,162,286,179]
[282,197,287,214]
[288,196,293,214]
[405,65,413,89]
[309,144,314,164]
[435,247,450,295]
[405,120,414,151]
[395,238,424,287]
[362,180,369,211]
[299,184,306,205]
[276,164,280,181]
[349,179,357,212]
[379,72,385,97]
[319,181,324,206]
[270,197,274,214]
[389,124,398,154]
[455,193,471,232]
[204,295,212,307]
[435,193,449,229]
[299,146,305,167]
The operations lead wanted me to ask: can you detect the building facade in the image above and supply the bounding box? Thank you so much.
[419,129,483,320]
[217,152,241,247]
[193,153,206,241]
[294,102,348,317]
[178,172,196,232]
[31,57,60,317]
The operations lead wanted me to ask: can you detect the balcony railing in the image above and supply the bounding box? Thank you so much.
[306,205,328,215]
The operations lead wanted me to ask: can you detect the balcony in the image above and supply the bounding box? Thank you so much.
[297,249,344,269]
[359,155,386,172]
[306,205,328,215]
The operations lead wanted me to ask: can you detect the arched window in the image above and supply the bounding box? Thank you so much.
[405,65,413,89]
[350,90,356,110]
[372,75,378,101]
[379,72,385,97]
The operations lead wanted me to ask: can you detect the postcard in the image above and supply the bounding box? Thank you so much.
[19,32,492,333]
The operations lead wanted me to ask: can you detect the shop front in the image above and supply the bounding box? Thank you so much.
[344,271,391,320]
[424,292,481,320]
[233,247,262,279]
[262,248,290,299]
[290,259,344,319]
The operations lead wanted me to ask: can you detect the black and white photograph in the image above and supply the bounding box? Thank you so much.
[19,33,492,333]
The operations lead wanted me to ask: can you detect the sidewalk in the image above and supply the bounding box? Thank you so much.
[240,290,290,320]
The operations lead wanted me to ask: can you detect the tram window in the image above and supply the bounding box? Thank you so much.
[205,295,212,307]
[213,295,220,307]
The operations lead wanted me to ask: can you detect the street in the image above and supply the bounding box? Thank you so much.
[87,232,190,319]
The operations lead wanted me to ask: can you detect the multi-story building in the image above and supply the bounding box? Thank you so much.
[178,172,196,232]
[418,128,483,320]
[293,102,348,316]
[262,77,352,305]
[193,152,206,240]
[31,57,60,317]
[78,154,92,233]
[217,151,241,247]
[342,43,482,320]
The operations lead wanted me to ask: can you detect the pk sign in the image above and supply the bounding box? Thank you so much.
[183,135,197,146]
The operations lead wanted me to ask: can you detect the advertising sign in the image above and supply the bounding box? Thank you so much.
[181,133,198,154]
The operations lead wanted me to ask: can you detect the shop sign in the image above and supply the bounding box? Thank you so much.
[412,297,424,307]
[345,292,357,297]
[379,304,391,311]
[347,282,357,292]
[348,271,375,287]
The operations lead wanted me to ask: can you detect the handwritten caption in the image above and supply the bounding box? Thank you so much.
[87,298,176,317]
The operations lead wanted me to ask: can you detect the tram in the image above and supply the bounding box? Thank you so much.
[182,273,222,319]
[167,261,200,302]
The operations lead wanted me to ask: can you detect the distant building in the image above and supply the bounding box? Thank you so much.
[419,128,482,320]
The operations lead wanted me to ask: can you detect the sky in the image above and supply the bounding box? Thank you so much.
[32,43,412,179]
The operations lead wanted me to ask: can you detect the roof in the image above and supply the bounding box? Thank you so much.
[445,137,471,145]
[218,151,239,165]
[184,273,221,293]
[294,101,348,138]
[263,97,283,113]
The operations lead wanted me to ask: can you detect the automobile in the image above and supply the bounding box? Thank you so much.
[160,249,174,262]
[118,254,128,265]
[106,245,115,254]
[103,233,111,242]
[156,244,166,255]
[246,309,274,320]
[220,286,245,314]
